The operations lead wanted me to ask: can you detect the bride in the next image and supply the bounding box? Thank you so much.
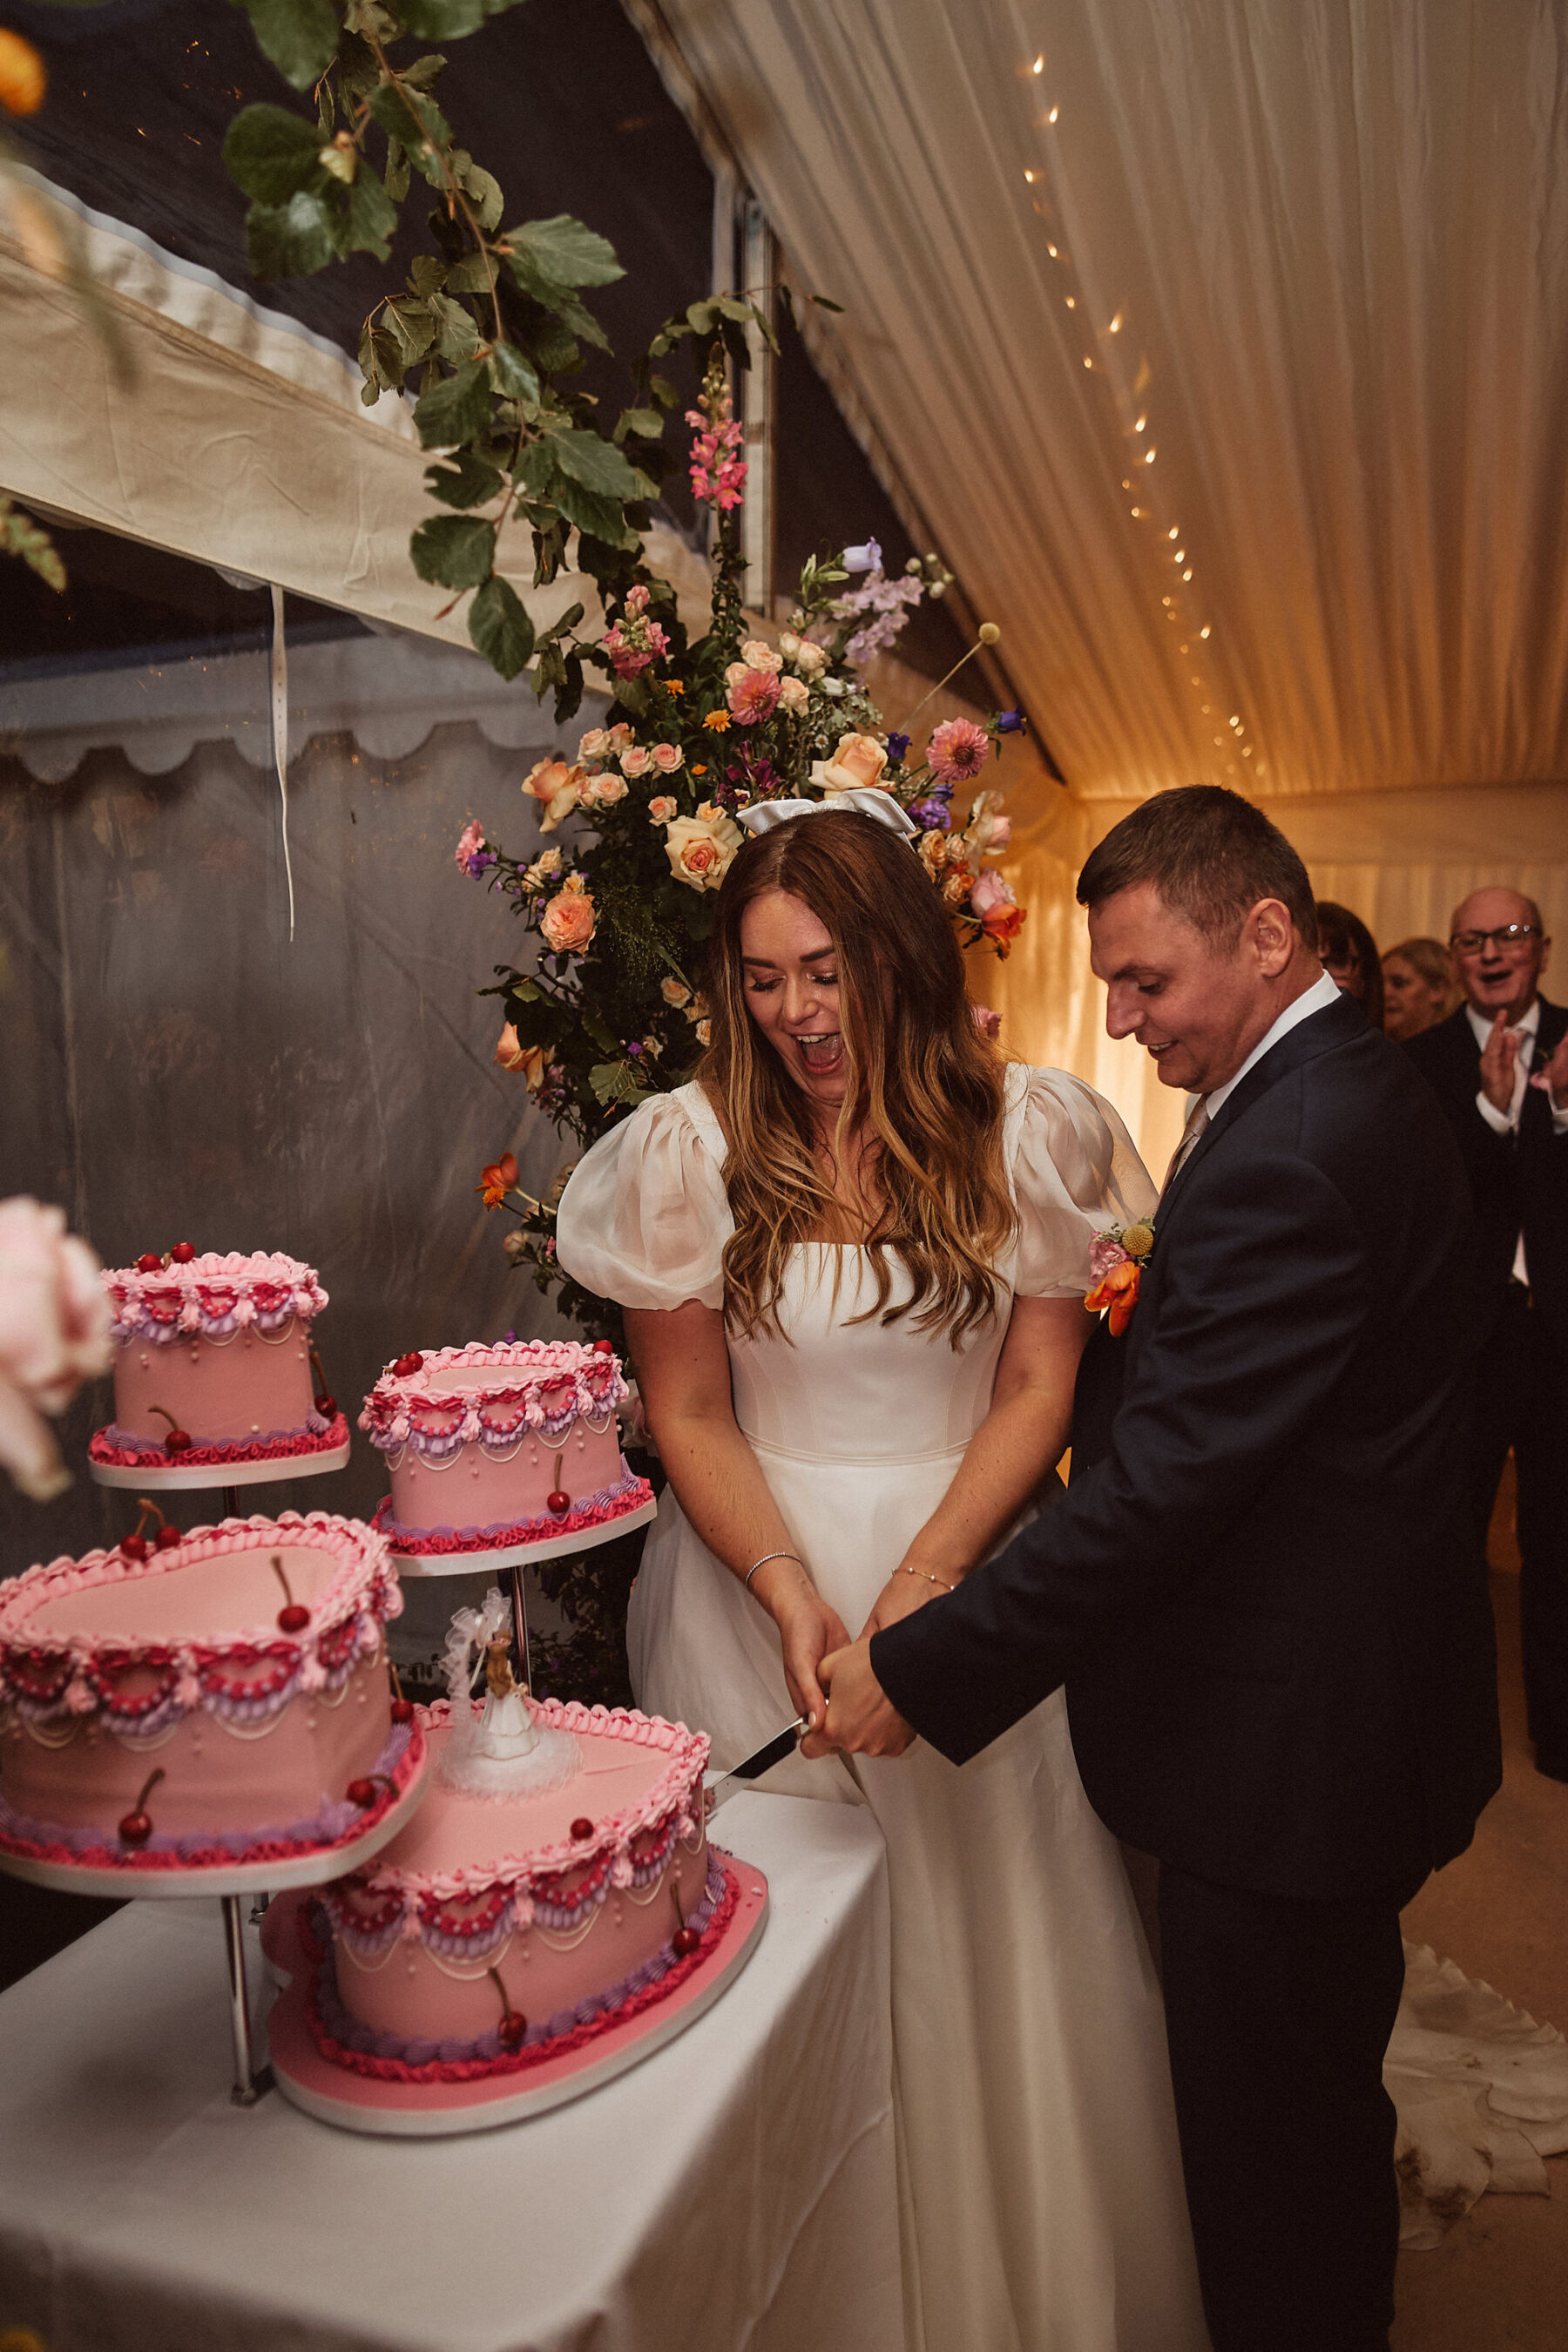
[558,801,1208,2351]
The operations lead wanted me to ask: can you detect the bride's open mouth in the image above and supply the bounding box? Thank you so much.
[794,1030,844,1077]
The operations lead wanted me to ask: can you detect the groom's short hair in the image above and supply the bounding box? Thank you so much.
[1077,786,1317,947]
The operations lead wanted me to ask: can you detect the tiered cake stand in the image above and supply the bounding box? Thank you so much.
[3,1436,383,2105]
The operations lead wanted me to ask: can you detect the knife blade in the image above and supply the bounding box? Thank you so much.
[702,1715,808,1809]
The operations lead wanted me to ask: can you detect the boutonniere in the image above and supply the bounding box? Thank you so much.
[1085,1220,1155,1337]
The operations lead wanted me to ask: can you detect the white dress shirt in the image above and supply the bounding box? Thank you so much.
[1464,995,1568,1287]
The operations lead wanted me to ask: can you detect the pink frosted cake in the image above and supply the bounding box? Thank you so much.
[89,1247,349,1472]
[302,1700,733,2081]
[0,1511,421,1876]
[361,1341,653,1560]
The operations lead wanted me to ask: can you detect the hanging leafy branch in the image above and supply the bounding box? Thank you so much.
[223,0,774,713]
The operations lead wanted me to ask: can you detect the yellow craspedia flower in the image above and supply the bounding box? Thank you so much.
[0,30,47,117]
[701,708,731,733]
[1121,1221,1154,1258]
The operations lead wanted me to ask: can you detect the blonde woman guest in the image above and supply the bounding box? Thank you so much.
[557,804,1207,2352]
[1382,936,1456,1041]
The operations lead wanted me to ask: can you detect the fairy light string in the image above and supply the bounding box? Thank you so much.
[1014,44,1262,786]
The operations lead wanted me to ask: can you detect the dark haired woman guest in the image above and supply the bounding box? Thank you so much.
[1315,899,1384,1029]
[558,801,1206,2352]
[1382,936,1456,1041]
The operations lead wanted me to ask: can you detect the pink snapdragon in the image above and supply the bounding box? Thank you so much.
[602,585,669,681]
[454,819,492,878]
[927,717,990,785]
[686,385,747,511]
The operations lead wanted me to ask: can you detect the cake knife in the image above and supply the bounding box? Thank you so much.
[702,1715,808,1811]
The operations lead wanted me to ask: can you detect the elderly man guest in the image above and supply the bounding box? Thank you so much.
[1405,889,1568,1783]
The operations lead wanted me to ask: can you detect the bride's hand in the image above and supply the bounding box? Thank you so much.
[859,1565,948,1641]
[752,1560,851,1734]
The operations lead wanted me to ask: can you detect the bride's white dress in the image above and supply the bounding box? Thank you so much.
[558,1065,1210,2352]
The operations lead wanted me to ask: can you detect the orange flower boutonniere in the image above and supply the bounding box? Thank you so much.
[1085,1220,1155,1338]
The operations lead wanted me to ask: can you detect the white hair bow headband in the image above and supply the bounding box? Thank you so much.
[733,787,920,843]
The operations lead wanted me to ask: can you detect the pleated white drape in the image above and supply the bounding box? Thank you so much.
[643,0,1568,1161]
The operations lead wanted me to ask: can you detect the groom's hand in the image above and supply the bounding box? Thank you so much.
[802,1638,916,1760]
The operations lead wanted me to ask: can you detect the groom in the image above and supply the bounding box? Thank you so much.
[810,787,1501,2352]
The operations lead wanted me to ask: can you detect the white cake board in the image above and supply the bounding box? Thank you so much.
[88,1442,351,1493]
[0,1734,430,1901]
[389,1497,657,1578]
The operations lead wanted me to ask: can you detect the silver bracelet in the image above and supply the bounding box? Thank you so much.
[745,1550,803,1592]
[899,1564,955,1591]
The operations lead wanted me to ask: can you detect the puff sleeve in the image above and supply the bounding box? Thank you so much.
[1008,1067,1159,1298]
[555,1085,731,1311]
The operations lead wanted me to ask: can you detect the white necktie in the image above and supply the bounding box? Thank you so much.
[1163,1097,1211,1193]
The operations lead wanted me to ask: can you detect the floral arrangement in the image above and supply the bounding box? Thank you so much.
[459,358,1031,1315]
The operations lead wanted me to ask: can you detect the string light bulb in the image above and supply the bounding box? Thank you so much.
[1032,53,1044,73]
[1134,413,1147,432]
[1144,449,1156,463]
[1109,312,1123,333]
[1200,625,1211,639]
[1048,105,1059,122]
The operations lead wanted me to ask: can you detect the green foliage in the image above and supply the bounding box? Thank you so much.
[0,497,66,593]
[409,511,495,587]
[468,574,534,676]
[229,0,340,90]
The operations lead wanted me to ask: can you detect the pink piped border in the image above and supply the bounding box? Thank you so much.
[104,1249,327,1343]
[0,1509,400,1664]
[370,1469,652,1558]
[359,1341,629,1455]
[88,1412,349,1472]
[341,1698,706,1909]
[303,1858,741,2085]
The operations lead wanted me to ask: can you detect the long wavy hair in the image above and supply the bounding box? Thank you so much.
[700,809,1014,1343]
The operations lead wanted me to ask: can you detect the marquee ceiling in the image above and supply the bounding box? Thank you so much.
[645,0,1568,803]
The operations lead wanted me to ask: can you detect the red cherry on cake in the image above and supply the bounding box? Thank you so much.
[119,1534,151,1562]
[164,1429,193,1456]
[346,1777,377,1808]
[170,1241,196,1263]
[390,1697,415,1725]
[135,1253,162,1274]
[591,1339,615,1355]
[314,1393,338,1417]
[153,1524,182,1551]
[498,2009,528,2050]
[672,1926,700,1958]
[570,1816,593,1842]
[277,1603,310,1633]
[118,1767,165,1847]
[392,1351,423,1376]
[547,1489,571,1516]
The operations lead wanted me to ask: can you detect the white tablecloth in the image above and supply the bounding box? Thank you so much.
[0,1794,902,2352]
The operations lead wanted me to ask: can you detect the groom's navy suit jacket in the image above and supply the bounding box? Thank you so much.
[872,992,1502,1902]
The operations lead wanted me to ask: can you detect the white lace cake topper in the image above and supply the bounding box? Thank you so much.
[436,1587,579,1800]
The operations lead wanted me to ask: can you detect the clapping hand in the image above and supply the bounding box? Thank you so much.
[1530,1028,1568,1113]
[801,1637,916,1761]
[1480,1011,1523,1113]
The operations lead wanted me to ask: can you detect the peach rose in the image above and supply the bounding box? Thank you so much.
[494,1022,551,1092]
[648,794,679,824]
[591,774,629,807]
[619,745,652,777]
[740,637,783,673]
[650,742,684,773]
[540,875,596,953]
[777,675,810,716]
[811,731,889,797]
[792,639,828,678]
[665,804,743,893]
[578,727,610,766]
[661,977,692,1007]
[523,757,585,833]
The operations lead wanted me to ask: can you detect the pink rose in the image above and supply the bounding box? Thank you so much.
[539,879,596,954]
[1088,1235,1131,1284]
[0,1198,112,1501]
[970,1004,1003,1042]
[970,868,1016,918]
[578,727,609,765]
[648,794,679,824]
[650,742,684,773]
[619,746,652,777]
[591,774,629,806]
